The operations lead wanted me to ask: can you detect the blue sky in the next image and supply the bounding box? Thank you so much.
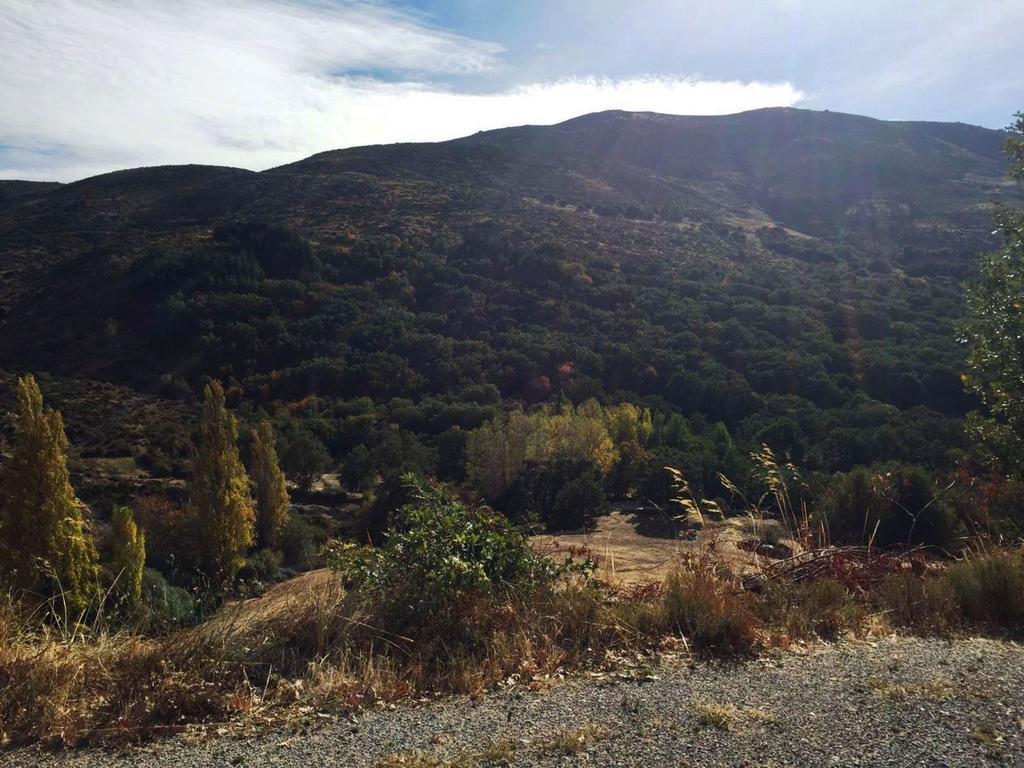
[1,0,1021,181]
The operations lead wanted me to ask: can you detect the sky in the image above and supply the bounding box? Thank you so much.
[0,0,1021,182]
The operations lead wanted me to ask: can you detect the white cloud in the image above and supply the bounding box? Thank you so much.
[0,1,804,181]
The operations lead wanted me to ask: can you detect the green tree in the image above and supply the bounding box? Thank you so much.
[0,374,100,615]
[277,424,330,492]
[110,505,145,611]
[250,420,290,550]
[191,381,255,591]
[961,112,1024,475]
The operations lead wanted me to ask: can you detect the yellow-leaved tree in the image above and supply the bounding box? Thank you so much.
[110,505,145,611]
[0,374,100,616]
[250,419,290,550]
[191,381,254,591]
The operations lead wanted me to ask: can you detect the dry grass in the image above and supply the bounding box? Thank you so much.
[0,576,662,746]
[536,724,606,755]
[7,548,1024,747]
[690,702,778,731]
[867,678,956,701]
[531,511,795,585]
[373,738,516,768]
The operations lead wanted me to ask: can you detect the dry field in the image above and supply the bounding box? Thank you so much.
[530,508,796,585]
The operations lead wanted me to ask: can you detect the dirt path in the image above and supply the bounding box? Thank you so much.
[10,636,1024,767]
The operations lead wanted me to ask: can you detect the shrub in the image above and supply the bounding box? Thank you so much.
[329,475,557,627]
[496,458,607,532]
[134,495,201,583]
[822,466,957,548]
[874,571,960,634]
[280,514,324,569]
[247,548,283,581]
[787,578,853,639]
[944,551,1024,633]
[662,566,759,655]
[140,568,197,629]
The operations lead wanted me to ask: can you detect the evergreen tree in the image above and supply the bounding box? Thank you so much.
[0,374,100,615]
[250,420,290,550]
[191,381,254,591]
[962,112,1024,475]
[110,505,145,611]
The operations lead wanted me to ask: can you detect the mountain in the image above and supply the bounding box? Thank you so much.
[0,107,1020,495]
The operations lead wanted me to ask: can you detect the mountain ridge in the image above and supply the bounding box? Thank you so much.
[0,106,1021,489]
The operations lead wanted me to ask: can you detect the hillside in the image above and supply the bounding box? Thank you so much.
[0,107,1020,503]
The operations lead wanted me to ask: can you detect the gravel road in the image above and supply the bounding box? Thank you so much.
[9,636,1024,767]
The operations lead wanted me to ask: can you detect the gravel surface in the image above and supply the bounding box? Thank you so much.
[9,636,1024,767]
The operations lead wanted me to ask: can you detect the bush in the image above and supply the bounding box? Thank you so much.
[662,566,759,655]
[247,548,283,581]
[329,475,558,626]
[874,571,960,634]
[787,578,854,639]
[280,514,325,569]
[141,568,197,629]
[945,551,1024,634]
[550,473,607,532]
[822,466,957,548]
[497,459,607,532]
[134,495,201,583]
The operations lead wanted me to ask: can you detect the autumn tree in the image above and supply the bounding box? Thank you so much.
[191,380,255,591]
[962,112,1024,475]
[0,374,100,615]
[110,505,145,611]
[466,400,626,502]
[250,420,290,550]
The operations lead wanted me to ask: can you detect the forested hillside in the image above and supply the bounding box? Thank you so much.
[0,107,1019,517]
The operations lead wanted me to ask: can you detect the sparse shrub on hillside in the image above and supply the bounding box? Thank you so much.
[140,567,196,629]
[275,419,331,492]
[280,513,325,569]
[498,458,607,532]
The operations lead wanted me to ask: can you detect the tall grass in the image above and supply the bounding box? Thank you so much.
[6,548,1024,746]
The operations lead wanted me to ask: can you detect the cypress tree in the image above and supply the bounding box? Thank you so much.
[250,420,290,550]
[191,381,254,591]
[110,505,145,611]
[0,374,100,615]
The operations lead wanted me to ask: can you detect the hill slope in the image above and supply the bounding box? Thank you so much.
[0,107,1019,492]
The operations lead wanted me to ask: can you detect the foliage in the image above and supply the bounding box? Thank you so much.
[328,475,558,624]
[140,567,197,629]
[466,400,649,521]
[250,419,290,549]
[499,458,608,531]
[133,494,201,582]
[961,109,1024,476]
[945,549,1024,633]
[822,465,957,548]
[109,505,145,612]
[275,417,331,491]
[0,374,100,616]
[280,513,325,569]
[191,380,254,591]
